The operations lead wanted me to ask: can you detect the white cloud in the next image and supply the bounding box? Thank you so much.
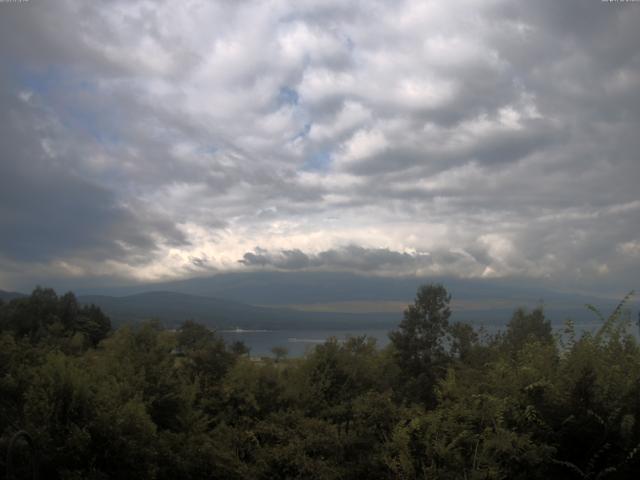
[335,128,388,166]
[0,0,638,293]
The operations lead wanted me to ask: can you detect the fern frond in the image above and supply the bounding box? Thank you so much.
[586,304,605,324]
[594,291,635,343]
[586,442,611,476]
[594,466,617,480]
[551,459,585,478]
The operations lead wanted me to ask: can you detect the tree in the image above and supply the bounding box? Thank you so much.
[449,321,478,363]
[0,287,111,348]
[389,284,452,406]
[177,320,234,401]
[504,307,552,352]
[58,291,79,331]
[271,346,288,362]
[230,340,250,357]
[77,304,111,346]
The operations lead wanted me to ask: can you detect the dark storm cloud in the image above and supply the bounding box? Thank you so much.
[239,246,423,272]
[239,245,484,277]
[240,248,312,270]
[317,246,430,272]
[0,74,188,266]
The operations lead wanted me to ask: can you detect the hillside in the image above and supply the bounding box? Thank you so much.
[0,290,26,302]
[72,272,625,327]
[77,291,397,330]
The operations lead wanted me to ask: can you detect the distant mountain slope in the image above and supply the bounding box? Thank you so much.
[78,291,398,330]
[0,290,26,302]
[76,288,623,332]
[73,272,627,325]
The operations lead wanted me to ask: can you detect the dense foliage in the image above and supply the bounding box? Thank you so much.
[1,285,639,479]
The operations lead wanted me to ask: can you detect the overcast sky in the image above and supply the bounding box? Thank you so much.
[0,0,639,294]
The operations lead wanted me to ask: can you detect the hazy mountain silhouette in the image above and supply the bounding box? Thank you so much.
[3,272,628,330]
[0,289,26,302]
[71,272,624,326]
[77,291,397,330]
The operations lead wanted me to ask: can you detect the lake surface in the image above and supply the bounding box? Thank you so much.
[219,321,640,358]
[220,328,392,357]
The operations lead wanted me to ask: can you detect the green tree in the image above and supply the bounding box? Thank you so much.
[76,304,111,346]
[271,346,288,362]
[230,340,250,356]
[449,321,479,363]
[389,284,452,406]
[504,307,552,352]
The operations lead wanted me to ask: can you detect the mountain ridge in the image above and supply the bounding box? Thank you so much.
[77,290,398,330]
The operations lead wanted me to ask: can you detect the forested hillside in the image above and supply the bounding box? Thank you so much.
[1,286,639,479]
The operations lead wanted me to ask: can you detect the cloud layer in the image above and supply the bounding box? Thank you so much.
[0,0,639,293]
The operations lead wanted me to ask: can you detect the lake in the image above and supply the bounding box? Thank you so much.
[219,321,638,358]
[220,328,392,357]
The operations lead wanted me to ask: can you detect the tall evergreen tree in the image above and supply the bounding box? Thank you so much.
[389,283,451,406]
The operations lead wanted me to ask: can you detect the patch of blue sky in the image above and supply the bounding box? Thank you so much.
[12,64,122,146]
[291,123,311,143]
[196,145,219,156]
[277,86,299,106]
[12,64,100,100]
[62,105,123,146]
[303,150,333,172]
[11,63,65,95]
[342,33,355,52]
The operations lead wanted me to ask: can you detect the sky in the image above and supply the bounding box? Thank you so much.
[0,0,639,295]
